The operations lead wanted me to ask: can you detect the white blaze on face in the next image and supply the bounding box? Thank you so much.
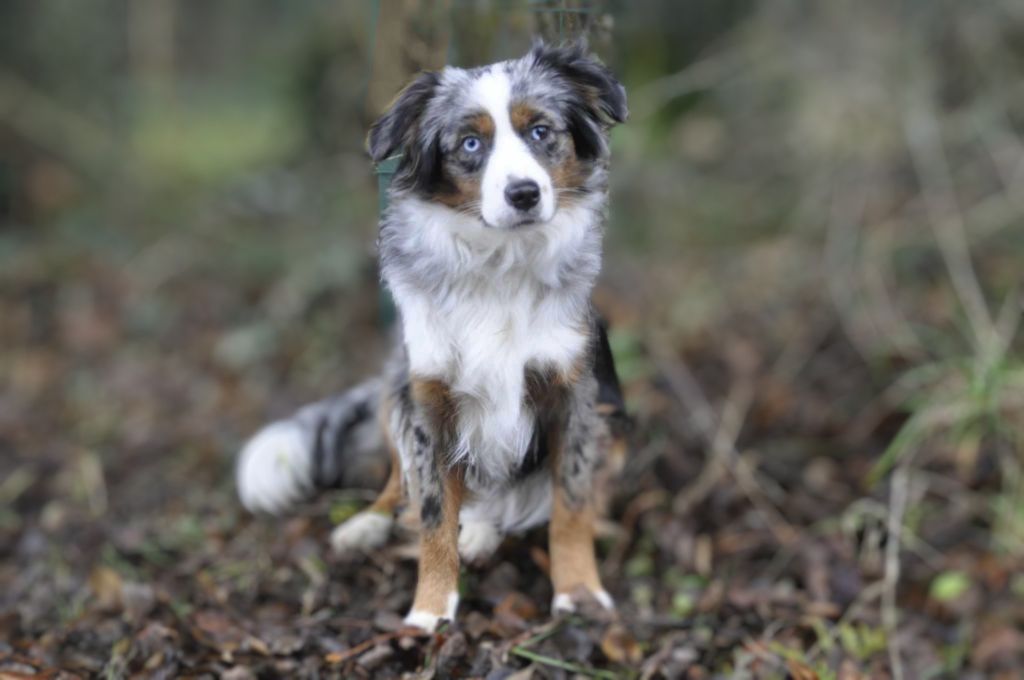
[472,68,555,228]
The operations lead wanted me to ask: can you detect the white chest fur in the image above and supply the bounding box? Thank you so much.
[385,198,602,481]
[399,273,587,481]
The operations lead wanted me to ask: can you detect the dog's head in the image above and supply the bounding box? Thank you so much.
[368,42,627,230]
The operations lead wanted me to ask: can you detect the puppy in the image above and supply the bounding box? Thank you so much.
[236,42,629,631]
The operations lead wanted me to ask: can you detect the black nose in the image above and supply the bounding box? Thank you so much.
[504,180,540,211]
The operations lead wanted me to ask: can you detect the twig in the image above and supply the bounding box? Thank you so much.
[994,285,1022,357]
[630,47,746,120]
[667,360,751,516]
[824,168,924,361]
[324,628,426,665]
[805,580,886,660]
[606,488,668,577]
[904,104,998,354]
[0,70,124,177]
[498,618,564,666]
[658,340,802,546]
[882,464,910,680]
[509,646,622,679]
[732,452,799,546]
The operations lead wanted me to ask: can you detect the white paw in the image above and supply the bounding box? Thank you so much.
[403,592,459,632]
[236,420,312,514]
[552,589,614,614]
[458,521,502,564]
[330,512,393,554]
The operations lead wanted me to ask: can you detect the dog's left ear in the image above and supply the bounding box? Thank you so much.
[531,41,628,159]
[367,71,443,193]
[367,71,441,163]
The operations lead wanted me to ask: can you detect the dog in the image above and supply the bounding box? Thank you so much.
[236,42,629,632]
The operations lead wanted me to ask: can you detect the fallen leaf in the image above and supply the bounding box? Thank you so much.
[87,566,123,611]
[190,610,256,656]
[494,592,539,622]
[787,657,819,680]
[601,623,642,665]
[972,626,1024,669]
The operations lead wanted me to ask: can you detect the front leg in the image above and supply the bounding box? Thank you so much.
[548,375,614,613]
[404,379,464,631]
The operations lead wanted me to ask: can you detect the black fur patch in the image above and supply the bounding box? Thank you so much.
[311,418,331,487]
[532,42,628,124]
[593,317,626,415]
[366,71,444,195]
[420,494,443,529]
[514,422,551,480]
[312,398,373,488]
[367,71,440,162]
[413,425,430,448]
[532,42,628,161]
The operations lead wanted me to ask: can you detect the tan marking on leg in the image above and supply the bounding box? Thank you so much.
[549,483,604,598]
[410,377,458,431]
[409,467,464,620]
[367,394,404,515]
[368,442,403,515]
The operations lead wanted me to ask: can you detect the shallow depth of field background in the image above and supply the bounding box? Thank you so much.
[1,2,1022,678]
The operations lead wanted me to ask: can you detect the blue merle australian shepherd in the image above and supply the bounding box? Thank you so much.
[236,42,630,631]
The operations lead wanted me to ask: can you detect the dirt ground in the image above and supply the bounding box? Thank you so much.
[1,239,1022,680]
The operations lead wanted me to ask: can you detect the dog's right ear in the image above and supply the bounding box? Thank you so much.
[367,71,441,163]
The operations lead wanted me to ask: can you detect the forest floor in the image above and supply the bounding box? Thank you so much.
[1,236,1022,680]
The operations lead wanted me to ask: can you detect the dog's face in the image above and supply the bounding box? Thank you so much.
[368,43,627,230]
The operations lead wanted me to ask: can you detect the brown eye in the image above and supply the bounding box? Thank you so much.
[529,125,550,141]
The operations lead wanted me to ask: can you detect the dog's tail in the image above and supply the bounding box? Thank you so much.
[236,377,386,514]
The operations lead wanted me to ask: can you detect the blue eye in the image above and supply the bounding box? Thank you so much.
[530,125,550,141]
[462,136,481,153]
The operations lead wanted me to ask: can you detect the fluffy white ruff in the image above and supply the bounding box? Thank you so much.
[330,511,393,554]
[552,589,615,614]
[236,420,311,514]
[389,196,600,484]
[403,592,459,632]
[457,521,503,564]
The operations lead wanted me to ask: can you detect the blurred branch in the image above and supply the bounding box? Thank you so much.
[825,168,926,362]
[995,286,1022,356]
[629,48,746,121]
[666,356,750,517]
[366,0,452,117]
[660,340,800,546]
[904,104,999,354]
[127,0,177,105]
[883,464,910,680]
[0,70,122,178]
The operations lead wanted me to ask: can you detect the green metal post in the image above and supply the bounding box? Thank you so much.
[374,155,401,325]
[375,155,401,214]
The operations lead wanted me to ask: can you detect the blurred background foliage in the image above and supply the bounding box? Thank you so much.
[1,1,1023,676]
[2,0,1020,451]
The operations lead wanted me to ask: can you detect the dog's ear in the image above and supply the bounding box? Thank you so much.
[367,71,441,163]
[531,41,627,159]
[531,40,628,125]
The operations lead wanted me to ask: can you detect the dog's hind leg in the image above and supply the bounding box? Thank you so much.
[330,398,404,554]
[329,445,402,554]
